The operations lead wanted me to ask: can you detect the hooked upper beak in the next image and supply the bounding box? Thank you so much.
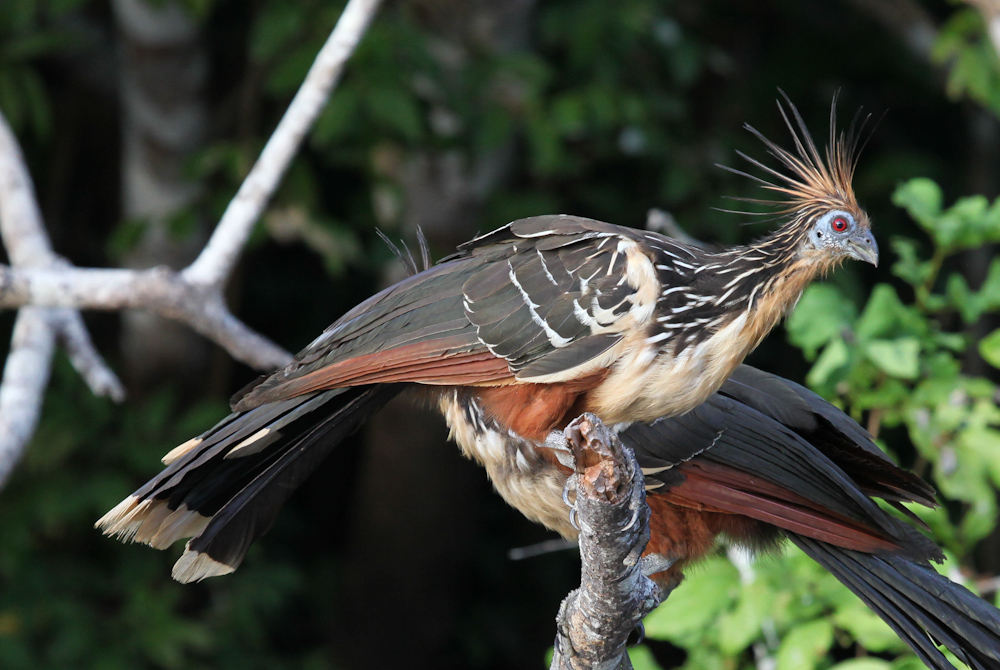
[847,230,879,267]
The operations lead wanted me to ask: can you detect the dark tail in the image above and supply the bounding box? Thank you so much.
[96,384,401,582]
[792,535,1000,670]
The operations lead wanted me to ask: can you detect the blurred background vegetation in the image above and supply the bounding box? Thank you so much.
[2,0,1000,668]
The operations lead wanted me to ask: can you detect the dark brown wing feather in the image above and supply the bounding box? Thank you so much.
[236,215,655,410]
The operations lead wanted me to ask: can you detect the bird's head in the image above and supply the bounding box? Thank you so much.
[721,93,879,271]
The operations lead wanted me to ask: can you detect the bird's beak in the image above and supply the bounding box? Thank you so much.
[846,230,879,267]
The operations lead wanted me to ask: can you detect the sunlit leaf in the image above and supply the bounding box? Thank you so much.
[865,338,920,380]
[786,284,856,359]
[776,619,834,670]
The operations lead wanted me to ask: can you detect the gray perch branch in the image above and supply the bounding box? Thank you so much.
[551,413,664,670]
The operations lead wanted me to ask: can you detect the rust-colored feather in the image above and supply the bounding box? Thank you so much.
[236,337,514,408]
[660,460,902,554]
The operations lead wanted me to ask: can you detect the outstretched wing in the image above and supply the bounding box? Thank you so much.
[236,216,667,410]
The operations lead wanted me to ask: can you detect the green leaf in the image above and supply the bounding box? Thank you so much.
[959,427,1000,489]
[643,557,739,643]
[833,599,905,653]
[892,178,942,230]
[889,237,932,288]
[891,656,928,670]
[855,285,924,341]
[830,659,892,670]
[865,338,920,379]
[627,645,666,670]
[776,619,834,670]
[806,337,851,388]
[717,581,773,654]
[980,328,1000,369]
[786,284,856,359]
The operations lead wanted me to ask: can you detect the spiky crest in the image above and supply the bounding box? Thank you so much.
[718,91,870,228]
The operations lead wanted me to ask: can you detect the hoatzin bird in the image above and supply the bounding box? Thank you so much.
[97,100,1000,669]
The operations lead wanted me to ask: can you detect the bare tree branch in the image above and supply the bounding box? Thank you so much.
[51,309,127,402]
[0,264,291,370]
[551,414,663,670]
[0,109,127,486]
[0,308,56,486]
[0,0,384,488]
[0,112,125,398]
[183,0,383,288]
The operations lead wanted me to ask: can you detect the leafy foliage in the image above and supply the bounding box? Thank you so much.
[934,9,1000,118]
[641,178,1000,669]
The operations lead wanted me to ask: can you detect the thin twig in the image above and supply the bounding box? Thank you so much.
[51,309,126,402]
[183,0,383,288]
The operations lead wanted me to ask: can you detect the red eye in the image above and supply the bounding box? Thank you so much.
[831,217,849,233]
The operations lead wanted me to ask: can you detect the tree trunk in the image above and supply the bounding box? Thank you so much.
[113,0,209,392]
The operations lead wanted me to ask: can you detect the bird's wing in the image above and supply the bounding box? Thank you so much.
[719,365,937,507]
[235,215,668,410]
[620,365,940,560]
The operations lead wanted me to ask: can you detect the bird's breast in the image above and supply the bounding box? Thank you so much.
[586,310,761,423]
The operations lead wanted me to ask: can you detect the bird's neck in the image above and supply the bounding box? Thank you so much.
[726,233,822,354]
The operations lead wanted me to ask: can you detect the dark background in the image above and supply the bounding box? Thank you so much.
[0,0,998,668]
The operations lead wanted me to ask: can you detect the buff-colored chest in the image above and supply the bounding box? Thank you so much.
[587,267,810,424]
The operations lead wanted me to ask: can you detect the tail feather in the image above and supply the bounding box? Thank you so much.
[792,535,1000,670]
[97,384,401,582]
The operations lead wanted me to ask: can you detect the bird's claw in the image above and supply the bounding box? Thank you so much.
[620,506,641,531]
[627,622,645,647]
[562,473,578,508]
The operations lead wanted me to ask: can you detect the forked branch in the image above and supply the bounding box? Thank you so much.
[0,0,384,487]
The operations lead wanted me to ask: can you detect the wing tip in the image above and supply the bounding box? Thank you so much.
[172,546,237,583]
[96,496,211,550]
[95,495,144,541]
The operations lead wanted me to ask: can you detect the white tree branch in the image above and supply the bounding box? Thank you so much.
[0,307,56,486]
[0,109,127,487]
[0,0,384,488]
[183,0,383,288]
[0,264,291,369]
[51,309,127,402]
[0,111,125,401]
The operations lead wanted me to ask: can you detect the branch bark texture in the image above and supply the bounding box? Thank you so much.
[0,0,383,488]
[551,414,663,670]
